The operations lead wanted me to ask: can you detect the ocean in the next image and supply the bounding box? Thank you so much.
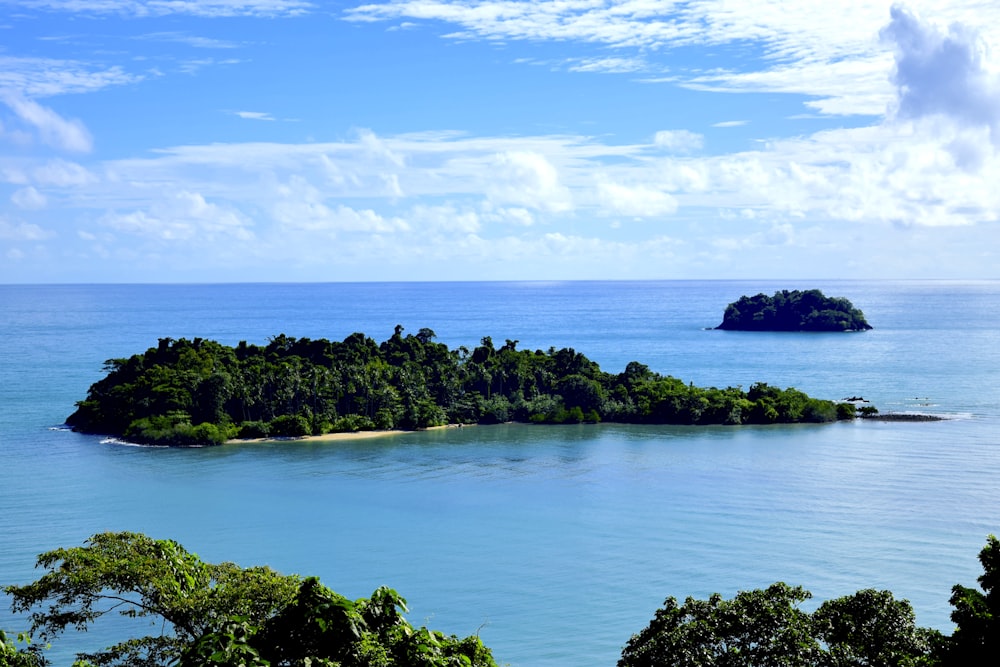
[1,280,999,666]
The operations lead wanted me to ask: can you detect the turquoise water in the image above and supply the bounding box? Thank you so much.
[2,281,999,666]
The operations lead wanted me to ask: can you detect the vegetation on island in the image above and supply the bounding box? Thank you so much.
[716,289,873,332]
[3,532,999,667]
[66,326,858,447]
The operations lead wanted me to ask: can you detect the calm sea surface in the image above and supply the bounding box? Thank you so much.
[2,280,999,666]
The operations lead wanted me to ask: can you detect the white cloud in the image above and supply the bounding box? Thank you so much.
[480,203,535,227]
[136,32,242,48]
[274,201,408,234]
[271,175,408,233]
[654,129,703,153]
[6,0,313,17]
[597,180,678,217]
[344,1,1000,118]
[234,110,276,121]
[0,93,93,152]
[11,186,47,209]
[683,57,894,117]
[0,218,54,240]
[712,120,748,128]
[32,159,98,186]
[882,5,1000,140]
[178,58,242,75]
[102,191,254,241]
[488,151,572,212]
[566,57,647,74]
[69,124,1000,232]
[407,203,480,233]
[0,56,139,98]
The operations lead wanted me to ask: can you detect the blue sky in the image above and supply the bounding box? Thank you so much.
[2,0,999,282]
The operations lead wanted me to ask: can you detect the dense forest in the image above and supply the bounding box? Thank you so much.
[66,326,858,447]
[3,532,998,666]
[716,289,873,332]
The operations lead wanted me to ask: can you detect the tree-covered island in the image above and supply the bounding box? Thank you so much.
[717,289,873,332]
[67,326,859,447]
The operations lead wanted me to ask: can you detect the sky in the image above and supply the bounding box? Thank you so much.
[2,0,1000,282]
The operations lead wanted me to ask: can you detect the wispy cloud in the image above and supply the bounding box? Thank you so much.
[233,110,276,121]
[566,57,648,74]
[0,93,93,152]
[4,0,313,17]
[178,57,241,74]
[0,55,140,98]
[134,31,243,48]
[343,1,1000,117]
[712,120,748,128]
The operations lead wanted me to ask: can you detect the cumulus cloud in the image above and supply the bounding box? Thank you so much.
[882,5,1000,140]
[272,175,408,233]
[597,180,678,217]
[102,191,253,241]
[407,204,480,233]
[653,130,703,153]
[0,94,92,152]
[275,201,408,234]
[488,151,572,212]
[480,202,535,227]
[11,186,47,210]
[0,218,54,240]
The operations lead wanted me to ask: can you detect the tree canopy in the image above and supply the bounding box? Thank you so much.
[619,535,1000,667]
[3,532,496,667]
[716,290,873,332]
[4,534,999,667]
[66,327,856,447]
[618,584,941,667]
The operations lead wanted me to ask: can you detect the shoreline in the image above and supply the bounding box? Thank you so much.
[227,424,466,445]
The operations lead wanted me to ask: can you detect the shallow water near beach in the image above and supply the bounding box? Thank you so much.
[2,280,999,666]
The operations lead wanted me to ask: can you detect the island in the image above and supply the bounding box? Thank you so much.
[67,326,860,447]
[716,289,872,332]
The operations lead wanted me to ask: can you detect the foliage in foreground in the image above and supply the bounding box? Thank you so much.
[619,535,1000,667]
[4,535,1000,667]
[716,289,873,332]
[2,532,496,667]
[66,326,855,446]
[618,583,941,667]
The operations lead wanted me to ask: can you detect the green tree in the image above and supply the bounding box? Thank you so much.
[5,533,497,667]
[618,583,820,667]
[945,534,1000,664]
[182,578,497,667]
[813,589,942,666]
[0,630,46,667]
[4,532,300,667]
[619,583,940,667]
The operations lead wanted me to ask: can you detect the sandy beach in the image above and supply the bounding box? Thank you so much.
[227,424,465,445]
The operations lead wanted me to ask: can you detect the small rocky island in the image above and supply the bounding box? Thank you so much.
[716,289,873,332]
